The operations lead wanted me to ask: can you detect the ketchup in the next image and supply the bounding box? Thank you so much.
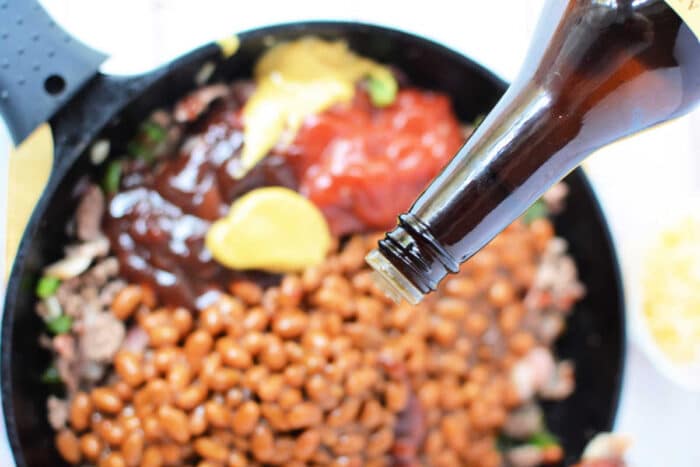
[284,89,465,236]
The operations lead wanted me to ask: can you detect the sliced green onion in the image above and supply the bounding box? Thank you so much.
[36,276,61,299]
[142,121,167,143]
[46,314,73,335]
[41,365,61,384]
[367,71,398,107]
[528,429,559,448]
[523,199,549,224]
[102,160,122,195]
[127,141,154,162]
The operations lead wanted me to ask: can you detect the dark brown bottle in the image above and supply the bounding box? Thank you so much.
[367,0,700,303]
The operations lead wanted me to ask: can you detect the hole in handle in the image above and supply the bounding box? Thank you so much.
[44,74,65,95]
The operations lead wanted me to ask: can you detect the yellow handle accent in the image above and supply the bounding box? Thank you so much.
[665,0,700,39]
[5,124,54,279]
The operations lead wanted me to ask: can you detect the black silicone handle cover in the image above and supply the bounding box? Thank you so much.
[0,0,107,143]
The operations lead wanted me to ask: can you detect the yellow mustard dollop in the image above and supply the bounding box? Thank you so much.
[237,36,396,178]
[643,216,700,363]
[205,187,331,272]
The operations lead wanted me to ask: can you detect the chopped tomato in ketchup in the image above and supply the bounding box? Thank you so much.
[283,88,464,235]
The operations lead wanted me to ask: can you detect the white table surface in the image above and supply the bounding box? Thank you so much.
[1,1,699,465]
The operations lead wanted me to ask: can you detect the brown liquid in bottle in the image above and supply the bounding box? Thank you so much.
[368,0,700,303]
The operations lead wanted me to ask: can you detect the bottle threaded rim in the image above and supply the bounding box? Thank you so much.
[365,249,424,305]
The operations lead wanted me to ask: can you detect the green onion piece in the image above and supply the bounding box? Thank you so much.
[473,113,486,127]
[41,365,61,384]
[528,429,559,448]
[46,314,73,335]
[127,141,154,163]
[523,199,549,224]
[142,121,167,143]
[36,276,61,299]
[102,160,122,195]
[367,71,398,107]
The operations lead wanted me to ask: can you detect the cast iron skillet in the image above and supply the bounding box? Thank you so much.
[0,2,625,465]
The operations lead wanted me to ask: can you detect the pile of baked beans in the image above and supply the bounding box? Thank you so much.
[55,217,561,467]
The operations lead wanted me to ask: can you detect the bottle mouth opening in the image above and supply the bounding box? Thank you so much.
[365,249,424,305]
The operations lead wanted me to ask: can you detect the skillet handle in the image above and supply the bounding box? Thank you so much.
[0,0,107,144]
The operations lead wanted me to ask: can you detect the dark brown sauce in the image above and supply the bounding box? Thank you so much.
[104,97,297,309]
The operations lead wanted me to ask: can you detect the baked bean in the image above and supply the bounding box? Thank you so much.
[96,419,125,446]
[197,461,222,467]
[444,277,478,299]
[142,415,162,441]
[260,403,287,431]
[175,382,208,410]
[441,414,468,451]
[283,364,306,387]
[194,437,228,462]
[509,331,536,356]
[204,400,230,428]
[287,402,322,429]
[200,353,222,385]
[326,397,361,428]
[117,413,140,433]
[99,452,127,467]
[157,405,190,443]
[113,381,134,401]
[142,360,158,381]
[278,275,303,307]
[302,353,326,374]
[257,373,284,402]
[240,331,265,356]
[139,309,169,331]
[227,451,247,467]
[272,309,308,338]
[232,401,259,436]
[345,367,376,396]
[293,429,320,461]
[56,429,81,463]
[69,392,92,431]
[488,279,516,307]
[334,433,365,456]
[242,365,268,392]
[185,330,213,360]
[260,336,286,371]
[121,431,144,466]
[188,405,208,436]
[283,341,305,362]
[91,388,123,414]
[217,337,252,369]
[417,381,440,409]
[385,381,409,413]
[140,446,163,467]
[148,325,180,348]
[367,427,393,457]
[430,317,458,346]
[158,443,183,465]
[251,424,274,462]
[111,285,143,320]
[200,306,225,335]
[209,368,240,392]
[229,280,263,305]
[224,388,244,409]
[464,313,490,337]
[114,351,144,387]
[80,432,102,461]
[172,307,194,335]
[301,266,322,291]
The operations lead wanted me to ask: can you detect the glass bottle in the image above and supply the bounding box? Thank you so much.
[367,0,700,304]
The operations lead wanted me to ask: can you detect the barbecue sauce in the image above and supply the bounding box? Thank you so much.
[368,0,700,303]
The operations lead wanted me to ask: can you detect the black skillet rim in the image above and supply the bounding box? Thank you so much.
[1,20,626,465]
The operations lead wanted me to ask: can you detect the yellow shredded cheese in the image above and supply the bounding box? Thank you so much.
[643,216,700,363]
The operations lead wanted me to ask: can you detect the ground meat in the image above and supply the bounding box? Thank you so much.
[79,312,125,362]
[75,184,105,241]
[503,403,544,439]
[46,396,68,430]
